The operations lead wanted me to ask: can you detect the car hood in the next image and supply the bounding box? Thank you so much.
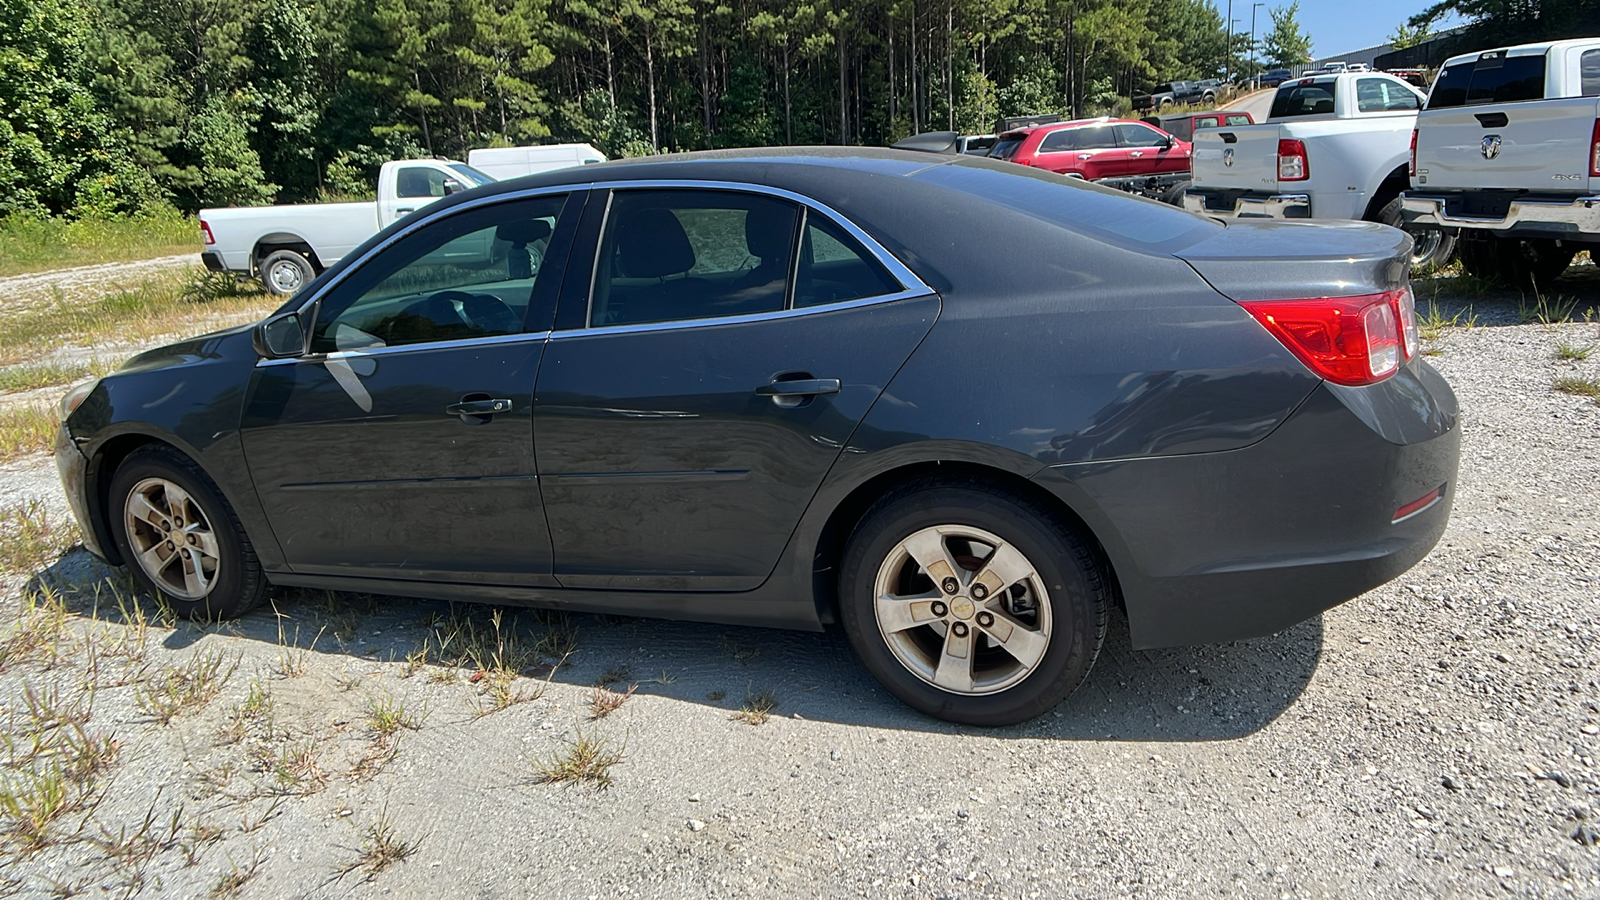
[1174,219,1412,302]
[116,322,261,376]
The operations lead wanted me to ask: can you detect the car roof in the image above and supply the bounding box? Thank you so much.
[1440,37,1597,69]
[998,117,1161,139]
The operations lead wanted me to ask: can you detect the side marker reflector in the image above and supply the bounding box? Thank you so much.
[1393,486,1443,523]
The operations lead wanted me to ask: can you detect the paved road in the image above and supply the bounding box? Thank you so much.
[1225,88,1275,122]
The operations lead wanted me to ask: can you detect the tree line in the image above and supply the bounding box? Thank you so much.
[3,0,1311,217]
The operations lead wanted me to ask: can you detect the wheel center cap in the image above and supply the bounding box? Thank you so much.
[950,596,975,620]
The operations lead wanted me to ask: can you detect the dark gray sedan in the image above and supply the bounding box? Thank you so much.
[56,149,1459,725]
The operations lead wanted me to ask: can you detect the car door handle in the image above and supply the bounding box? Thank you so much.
[446,398,512,417]
[1475,112,1509,128]
[1130,151,1144,157]
[1078,154,1092,160]
[755,378,841,397]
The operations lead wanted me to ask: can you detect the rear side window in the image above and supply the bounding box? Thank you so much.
[1582,49,1600,96]
[1224,114,1252,125]
[793,214,901,308]
[1074,126,1117,150]
[1428,53,1547,107]
[1271,83,1338,118]
[990,138,1024,160]
[1037,129,1080,152]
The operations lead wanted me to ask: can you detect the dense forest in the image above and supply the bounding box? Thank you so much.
[4,0,1312,215]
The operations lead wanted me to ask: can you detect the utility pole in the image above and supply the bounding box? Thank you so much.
[1251,2,1265,77]
[1224,0,1232,82]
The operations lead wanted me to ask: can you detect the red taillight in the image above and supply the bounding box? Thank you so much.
[1277,139,1309,181]
[1409,128,1419,178]
[200,220,215,245]
[1240,287,1417,386]
[1589,119,1600,177]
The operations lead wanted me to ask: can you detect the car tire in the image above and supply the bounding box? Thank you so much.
[1377,196,1456,271]
[1202,91,1216,104]
[259,249,314,298]
[1456,235,1574,290]
[838,480,1110,726]
[108,446,269,620]
[1160,179,1192,207]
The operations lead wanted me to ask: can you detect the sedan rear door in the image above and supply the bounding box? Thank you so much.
[532,186,938,592]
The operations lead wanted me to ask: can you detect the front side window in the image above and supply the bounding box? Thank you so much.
[1356,78,1421,112]
[395,167,457,199]
[590,190,800,327]
[310,195,565,352]
[1115,123,1168,147]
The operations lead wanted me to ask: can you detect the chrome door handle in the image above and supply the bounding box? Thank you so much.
[446,397,512,423]
[1130,151,1144,157]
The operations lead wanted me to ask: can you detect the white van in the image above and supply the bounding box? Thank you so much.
[466,144,607,180]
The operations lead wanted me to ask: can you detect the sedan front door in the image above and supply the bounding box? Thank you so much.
[239,192,578,585]
[533,187,938,592]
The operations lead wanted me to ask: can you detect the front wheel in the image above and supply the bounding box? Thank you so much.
[1377,196,1456,271]
[838,482,1110,726]
[108,446,269,620]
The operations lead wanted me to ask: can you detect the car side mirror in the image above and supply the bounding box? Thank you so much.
[444,180,463,195]
[254,312,305,359]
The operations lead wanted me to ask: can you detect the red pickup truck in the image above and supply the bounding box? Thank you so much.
[989,118,1191,180]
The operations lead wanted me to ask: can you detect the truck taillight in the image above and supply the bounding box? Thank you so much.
[1590,119,1600,177]
[1277,139,1309,181]
[1409,128,1418,178]
[200,221,215,245]
[1240,287,1416,386]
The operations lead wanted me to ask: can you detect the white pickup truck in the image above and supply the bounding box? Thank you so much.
[200,159,494,296]
[1183,72,1453,267]
[1402,39,1600,287]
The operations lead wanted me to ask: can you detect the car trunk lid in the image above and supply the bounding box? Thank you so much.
[1174,218,1411,302]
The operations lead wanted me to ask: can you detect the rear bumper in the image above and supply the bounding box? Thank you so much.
[200,250,227,272]
[1184,191,1311,219]
[1033,360,1459,649]
[1402,192,1600,237]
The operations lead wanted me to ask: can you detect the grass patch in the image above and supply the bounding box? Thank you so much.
[0,209,200,278]
[0,407,58,461]
[0,269,274,367]
[0,363,98,394]
[0,682,120,852]
[0,500,81,573]
[340,810,418,880]
[586,684,636,720]
[1554,342,1593,361]
[0,588,71,673]
[135,650,239,725]
[1518,291,1582,325]
[1417,301,1476,343]
[732,688,778,726]
[364,694,424,739]
[1553,376,1600,398]
[533,732,624,788]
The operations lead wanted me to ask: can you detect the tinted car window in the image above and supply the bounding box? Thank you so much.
[590,190,799,327]
[1430,54,1547,107]
[1074,126,1117,150]
[990,138,1024,160]
[1115,123,1168,147]
[1038,129,1080,152]
[1584,49,1600,97]
[1271,83,1338,118]
[310,195,565,352]
[793,213,902,308]
[395,167,451,199]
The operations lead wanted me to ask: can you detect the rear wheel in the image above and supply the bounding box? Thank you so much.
[259,249,314,298]
[108,446,268,620]
[1377,196,1455,271]
[838,482,1110,726]
[1161,179,1193,207]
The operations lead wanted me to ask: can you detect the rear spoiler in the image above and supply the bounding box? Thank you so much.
[890,131,960,155]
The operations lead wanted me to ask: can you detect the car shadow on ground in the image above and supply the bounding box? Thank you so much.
[1413,263,1600,328]
[26,549,1322,743]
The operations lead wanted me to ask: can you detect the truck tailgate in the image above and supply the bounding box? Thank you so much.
[1190,125,1284,192]
[1415,97,1600,191]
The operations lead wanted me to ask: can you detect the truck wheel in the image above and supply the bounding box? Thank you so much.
[1456,236,1574,290]
[260,250,314,298]
[1160,179,1192,207]
[1377,196,1455,271]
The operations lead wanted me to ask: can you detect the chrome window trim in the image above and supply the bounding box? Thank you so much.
[551,290,933,341]
[572,179,933,335]
[255,330,551,367]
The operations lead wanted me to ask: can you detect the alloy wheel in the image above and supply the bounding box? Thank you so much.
[872,524,1052,695]
[123,477,222,600]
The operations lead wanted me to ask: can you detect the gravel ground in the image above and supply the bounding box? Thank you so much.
[0,255,196,312]
[0,267,1597,899]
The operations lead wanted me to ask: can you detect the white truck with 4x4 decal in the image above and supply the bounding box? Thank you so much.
[1402,38,1600,287]
[1183,72,1453,267]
